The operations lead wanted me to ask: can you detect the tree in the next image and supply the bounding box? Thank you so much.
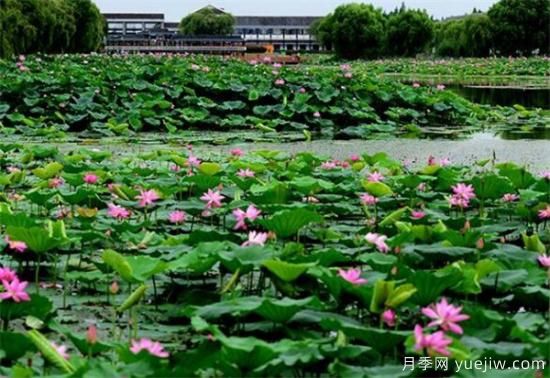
[435,14,492,57]
[67,0,105,53]
[385,8,434,57]
[461,13,492,57]
[488,0,549,55]
[179,7,235,36]
[0,0,103,58]
[310,16,335,51]
[315,3,386,59]
[0,0,37,57]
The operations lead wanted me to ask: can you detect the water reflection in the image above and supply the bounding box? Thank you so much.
[495,128,550,140]
[449,85,550,109]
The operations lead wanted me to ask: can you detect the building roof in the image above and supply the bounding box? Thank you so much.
[234,16,320,27]
[103,13,165,20]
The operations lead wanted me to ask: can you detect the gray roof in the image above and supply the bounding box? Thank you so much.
[103,13,164,20]
[235,16,320,27]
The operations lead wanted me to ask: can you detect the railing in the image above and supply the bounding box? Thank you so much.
[105,45,247,53]
[242,34,315,41]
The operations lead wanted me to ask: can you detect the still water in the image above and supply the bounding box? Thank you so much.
[449,85,549,109]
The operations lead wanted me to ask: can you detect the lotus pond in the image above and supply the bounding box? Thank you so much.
[1,55,548,140]
[0,142,549,377]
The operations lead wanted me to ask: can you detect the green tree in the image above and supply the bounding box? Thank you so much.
[461,13,492,57]
[316,3,386,59]
[0,0,37,57]
[67,0,105,53]
[385,7,434,57]
[435,14,492,57]
[179,7,235,35]
[0,0,102,58]
[310,16,335,50]
[488,0,549,55]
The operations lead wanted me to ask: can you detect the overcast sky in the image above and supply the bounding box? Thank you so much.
[95,1,499,20]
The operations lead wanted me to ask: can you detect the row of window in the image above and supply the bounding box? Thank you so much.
[106,22,311,36]
[235,28,309,35]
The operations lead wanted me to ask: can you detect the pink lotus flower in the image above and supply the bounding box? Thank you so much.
[51,342,69,360]
[230,148,244,157]
[170,164,181,172]
[298,87,306,93]
[107,203,131,220]
[340,64,351,71]
[136,190,160,207]
[275,78,285,86]
[350,154,360,162]
[0,278,30,302]
[538,206,550,220]
[537,255,550,268]
[237,169,255,178]
[541,171,550,180]
[414,324,452,356]
[502,193,519,202]
[0,268,16,282]
[367,172,384,183]
[83,173,99,184]
[168,210,187,224]
[5,236,27,253]
[321,161,337,170]
[413,82,421,88]
[130,338,169,358]
[110,281,120,295]
[344,72,353,79]
[303,196,319,203]
[186,155,201,168]
[452,183,476,201]
[242,231,268,247]
[417,183,427,192]
[365,233,390,253]
[87,325,98,344]
[421,298,469,334]
[436,84,446,91]
[360,193,378,206]
[411,210,426,220]
[313,111,321,118]
[338,268,367,285]
[49,177,64,189]
[233,205,261,230]
[200,189,225,209]
[439,158,451,167]
[382,309,396,327]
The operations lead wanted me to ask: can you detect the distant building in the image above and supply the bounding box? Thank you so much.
[235,16,321,52]
[103,6,324,53]
[103,13,165,35]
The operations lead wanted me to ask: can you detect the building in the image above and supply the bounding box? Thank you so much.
[103,6,324,53]
[235,16,321,52]
[103,13,165,35]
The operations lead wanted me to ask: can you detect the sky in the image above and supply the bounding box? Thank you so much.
[95,1,499,20]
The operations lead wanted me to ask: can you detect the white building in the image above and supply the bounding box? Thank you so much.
[103,6,323,52]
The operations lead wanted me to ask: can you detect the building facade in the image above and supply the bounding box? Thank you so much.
[103,7,323,52]
[234,16,321,52]
[103,13,165,35]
